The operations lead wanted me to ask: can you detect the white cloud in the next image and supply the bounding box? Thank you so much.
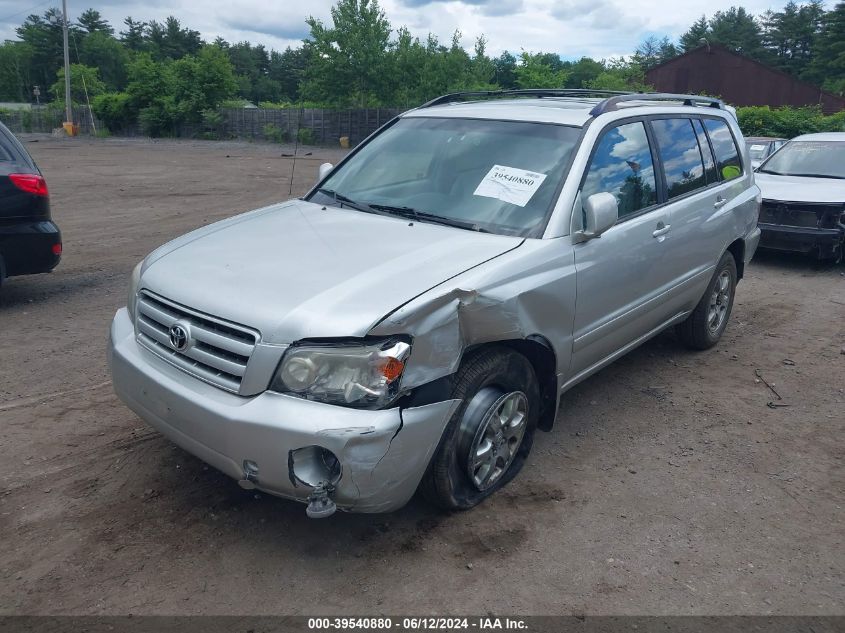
[0,0,819,60]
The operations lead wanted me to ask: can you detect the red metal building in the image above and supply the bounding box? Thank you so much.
[646,45,845,114]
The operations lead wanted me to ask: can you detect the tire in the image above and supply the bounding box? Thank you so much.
[420,347,540,510]
[676,251,737,350]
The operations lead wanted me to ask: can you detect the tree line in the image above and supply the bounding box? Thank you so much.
[0,0,842,136]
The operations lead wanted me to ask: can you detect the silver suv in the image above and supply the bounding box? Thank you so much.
[108,90,761,518]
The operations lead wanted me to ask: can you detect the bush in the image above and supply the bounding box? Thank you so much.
[297,127,316,145]
[91,92,134,132]
[138,97,180,136]
[736,105,845,138]
[262,123,288,143]
[201,108,224,138]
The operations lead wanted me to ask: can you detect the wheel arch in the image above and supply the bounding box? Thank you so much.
[727,238,745,280]
[477,336,559,432]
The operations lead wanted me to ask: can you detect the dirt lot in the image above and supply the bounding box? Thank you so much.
[0,136,842,616]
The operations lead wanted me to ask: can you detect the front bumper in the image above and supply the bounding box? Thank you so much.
[759,222,844,259]
[108,308,458,513]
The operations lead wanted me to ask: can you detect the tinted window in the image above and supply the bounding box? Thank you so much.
[693,119,718,184]
[652,118,707,199]
[0,124,31,166]
[703,118,742,181]
[582,121,657,218]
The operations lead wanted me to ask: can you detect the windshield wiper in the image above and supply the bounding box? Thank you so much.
[315,188,378,214]
[367,203,490,233]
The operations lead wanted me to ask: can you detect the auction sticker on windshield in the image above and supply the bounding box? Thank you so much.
[473,165,547,207]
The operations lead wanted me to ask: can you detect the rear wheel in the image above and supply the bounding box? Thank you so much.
[676,251,737,350]
[420,347,539,510]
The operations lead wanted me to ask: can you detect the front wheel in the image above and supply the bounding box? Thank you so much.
[676,251,737,350]
[420,348,540,510]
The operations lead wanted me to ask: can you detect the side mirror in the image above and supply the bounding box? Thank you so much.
[318,162,334,182]
[575,192,618,242]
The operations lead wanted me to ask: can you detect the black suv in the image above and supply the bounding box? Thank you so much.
[0,122,61,289]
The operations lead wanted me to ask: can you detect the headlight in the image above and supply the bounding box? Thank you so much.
[270,338,411,409]
[126,261,143,320]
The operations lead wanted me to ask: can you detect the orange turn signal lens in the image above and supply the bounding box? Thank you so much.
[379,357,405,382]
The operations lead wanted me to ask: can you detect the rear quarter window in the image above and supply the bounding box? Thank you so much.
[651,118,707,199]
[703,118,742,181]
[0,138,12,162]
[0,124,32,166]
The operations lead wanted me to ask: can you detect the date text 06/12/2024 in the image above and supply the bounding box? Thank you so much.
[307,617,528,630]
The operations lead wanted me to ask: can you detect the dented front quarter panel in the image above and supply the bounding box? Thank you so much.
[289,399,461,512]
[339,399,461,512]
[370,238,579,394]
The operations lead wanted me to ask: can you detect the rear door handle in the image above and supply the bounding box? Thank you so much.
[714,196,728,209]
[652,223,671,238]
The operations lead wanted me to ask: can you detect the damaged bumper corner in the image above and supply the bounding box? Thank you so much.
[108,307,459,513]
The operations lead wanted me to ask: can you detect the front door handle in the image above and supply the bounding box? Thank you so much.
[652,223,671,238]
[714,196,728,209]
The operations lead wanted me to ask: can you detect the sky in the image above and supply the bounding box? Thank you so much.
[0,0,808,60]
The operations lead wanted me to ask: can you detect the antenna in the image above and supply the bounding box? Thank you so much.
[288,103,305,196]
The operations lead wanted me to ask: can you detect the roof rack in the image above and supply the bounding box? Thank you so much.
[589,93,724,116]
[419,89,633,109]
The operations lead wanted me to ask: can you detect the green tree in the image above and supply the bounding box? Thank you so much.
[77,9,113,35]
[469,36,496,89]
[761,1,825,76]
[79,31,129,90]
[302,0,392,106]
[120,17,147,52]
[634,35,678,70]
[0,42,34,102]
[708,7,767,59]
[565,57,605,88]
[51,63,106,103]
[16,9,83,91]
[171,45,239,120]
[514,52,569,88]
[806,1,845,93]
[147,16,202,61]
[680,16,710,52]
[493,51,517,89]
[268,46,310,102]
[586,58,651,91]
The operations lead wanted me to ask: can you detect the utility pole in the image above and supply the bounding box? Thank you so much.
[61,0,72,125]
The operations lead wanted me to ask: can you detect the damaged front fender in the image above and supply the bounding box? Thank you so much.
[369,239,578,398]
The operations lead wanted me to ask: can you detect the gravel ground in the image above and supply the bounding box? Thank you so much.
[0,135,842,616]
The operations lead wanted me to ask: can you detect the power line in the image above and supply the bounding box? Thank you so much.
[0,0,55,25]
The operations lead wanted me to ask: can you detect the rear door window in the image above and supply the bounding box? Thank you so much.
[651,118,707,199]
[703,118,742,181]
[581,121,657,219]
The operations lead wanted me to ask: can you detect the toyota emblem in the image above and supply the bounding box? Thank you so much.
[169,323,190,352]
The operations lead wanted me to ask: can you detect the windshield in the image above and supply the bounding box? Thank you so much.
[746,141,770,161]
[309,117,582,236]
[758,141,845,179]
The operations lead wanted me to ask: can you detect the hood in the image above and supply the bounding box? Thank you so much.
[140,200,523,343]
[755,173,845,204]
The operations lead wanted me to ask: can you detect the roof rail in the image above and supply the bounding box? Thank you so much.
[419,89,633,109]
[589,93,724,116]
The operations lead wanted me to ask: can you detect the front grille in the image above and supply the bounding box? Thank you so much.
[135,291,258,393]
[760,200,844,229]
